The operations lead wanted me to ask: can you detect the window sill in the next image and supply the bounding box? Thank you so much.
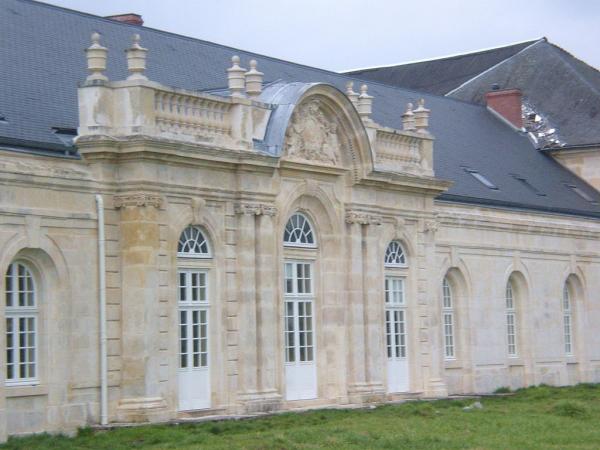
[444,359,463,370]
[566,356,578,365]
[5,384,48,398]
[507,357,525,367]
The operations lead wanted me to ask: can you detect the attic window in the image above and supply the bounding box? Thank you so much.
[564,183,598,205]
[511,174,546,196]
[462,167,498,190]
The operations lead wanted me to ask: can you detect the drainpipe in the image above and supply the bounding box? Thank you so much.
[96,195,108,426]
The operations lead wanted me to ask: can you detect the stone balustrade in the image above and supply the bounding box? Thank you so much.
[373,128,434,177]
[153,89,232,140]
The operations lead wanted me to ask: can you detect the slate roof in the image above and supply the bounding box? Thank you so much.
[344,40,539,96]
[2,0,600,218]
[344,38,600,147]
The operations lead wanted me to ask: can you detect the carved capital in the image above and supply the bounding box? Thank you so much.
[235,203,277,216]
[345,210,382,225]
[260,205,278,216]
[114,193,163,209]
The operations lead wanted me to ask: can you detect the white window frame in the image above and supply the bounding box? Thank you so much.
[442,277,456,360]
[562,283,573,356]
[177,226,212,259]
[384,241,407,268]
[5,262,39,386]
[283,260,315,365]
[283,213,317,249]
[178,269,210,371]
[505,280,518,358]
[385,276,407,360]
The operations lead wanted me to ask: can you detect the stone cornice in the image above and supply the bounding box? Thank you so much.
[114,193,164,209]
[345,210,382,225]
[234,203,277,216]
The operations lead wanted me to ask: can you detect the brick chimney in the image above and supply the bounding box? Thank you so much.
[105,13,144,26]
[485,87,523,129]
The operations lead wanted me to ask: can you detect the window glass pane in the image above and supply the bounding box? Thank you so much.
[384,241,406,266]
[283,213,316,247]
[178,226,210,257]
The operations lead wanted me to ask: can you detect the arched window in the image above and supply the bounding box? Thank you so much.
[283,213,316,247]
[178,226,210,257]
[505,280,518,357]
[384,241,406,267]
[5,262,37,384]
[562,282,573,356]
[442,277,455,359]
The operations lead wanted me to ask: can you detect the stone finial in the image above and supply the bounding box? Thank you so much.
[357,84,373,122]
[245,59,264,99]
[414,98,431,133]
[345,81,359,105]
[85,32,108,82]
[125,34,148,81]
[227,55,247,98]
[402,102,416,131]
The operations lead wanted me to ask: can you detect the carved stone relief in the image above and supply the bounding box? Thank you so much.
[284,99,340,165]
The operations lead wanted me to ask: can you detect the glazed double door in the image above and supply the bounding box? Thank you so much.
[284,261,317,400]
[385,276,409,393]
[178,269,210,411]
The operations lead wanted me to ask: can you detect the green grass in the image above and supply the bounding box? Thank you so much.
[4,384,600,449]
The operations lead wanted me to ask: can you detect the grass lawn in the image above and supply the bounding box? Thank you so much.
[3,384,600,449]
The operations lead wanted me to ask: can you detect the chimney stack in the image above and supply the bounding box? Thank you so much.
[105,13,144,26]
[485,88,523,129]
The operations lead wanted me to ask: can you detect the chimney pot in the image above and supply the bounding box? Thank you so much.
[105,13,144,26]
[485,88,523,129]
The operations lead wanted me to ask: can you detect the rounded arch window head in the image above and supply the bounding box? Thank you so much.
[384,241,407,267]
[283,213,316,248]
[178,226,211,258]
[5,262,36,308]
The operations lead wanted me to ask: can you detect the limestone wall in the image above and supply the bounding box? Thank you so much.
[1,147,600,438]
[436,202,600,394]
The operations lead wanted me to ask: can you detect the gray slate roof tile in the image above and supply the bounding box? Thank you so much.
[2,0,600,218]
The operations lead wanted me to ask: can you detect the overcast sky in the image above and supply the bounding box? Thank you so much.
[39,0,600,71]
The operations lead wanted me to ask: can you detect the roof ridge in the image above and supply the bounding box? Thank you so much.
[21,0,488,110]
[341,38,544,74]
[445,39,546,96]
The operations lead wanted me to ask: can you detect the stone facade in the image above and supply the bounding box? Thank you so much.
[0,35,599,441]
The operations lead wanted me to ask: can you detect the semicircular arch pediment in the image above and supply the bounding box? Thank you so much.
[260,82,373,182]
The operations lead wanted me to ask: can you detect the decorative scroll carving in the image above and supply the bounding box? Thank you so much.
[284,99,340,165]
[345,210,382,225]
[235,203,277,216]
[424,219,439,234]
[114,193,163,209]
[191,197,206,223]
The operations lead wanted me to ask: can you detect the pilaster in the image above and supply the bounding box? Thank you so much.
[114,193,169,422]
[422,219,448,397]
[235,203,281,412]
[345,211,385,402]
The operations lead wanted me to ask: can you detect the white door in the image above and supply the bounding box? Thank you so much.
[178,269,210,410]
[385,276,409,393]
[284,261,317,400]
